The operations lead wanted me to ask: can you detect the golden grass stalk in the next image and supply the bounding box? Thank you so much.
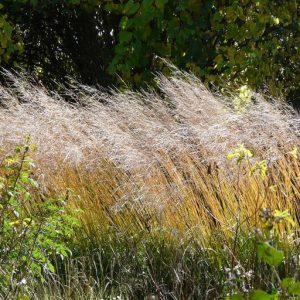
[0,68,299,248]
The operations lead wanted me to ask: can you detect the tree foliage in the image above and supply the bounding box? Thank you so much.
[1,0,119,86]
[106,0,299,100]
[0,4,23,66]
[0,0,299,102]
[211,0,299,98]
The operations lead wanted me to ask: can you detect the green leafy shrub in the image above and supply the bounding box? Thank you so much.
[227,207,300,299]
[226,145,300,299]
[0,137,78,299]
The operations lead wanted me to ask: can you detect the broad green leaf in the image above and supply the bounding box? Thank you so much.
[47,262,55,273]
[104,3,120,12]
[120,16,128,30]
[257,242,284,266]
[30,0,39,6]
[123,0,140,15]
[142,0,154,6]
[229,294,246,300]
[288,282,300,295]
[271,17,280,25]
[119,31,132,43]
[225,7,237,22]
[155,0,168,9]
[18,295,30,300]
[273,210,295,226]
[282,277,295,288]
[250,290,276,300]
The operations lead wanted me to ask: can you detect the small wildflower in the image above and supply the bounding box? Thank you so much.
[227,144,253,165]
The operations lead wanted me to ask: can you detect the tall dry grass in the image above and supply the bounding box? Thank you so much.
[0,67,299,220]
[0,68,299,298]
[0,68,298,167]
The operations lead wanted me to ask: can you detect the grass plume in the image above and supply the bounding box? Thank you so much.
[0,68,299,299]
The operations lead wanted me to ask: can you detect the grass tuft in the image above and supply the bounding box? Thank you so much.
[0,68,299,299]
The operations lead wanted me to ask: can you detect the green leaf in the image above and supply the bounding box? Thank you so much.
[120,16,129,30]
[271,17,280,25]
[123,0,140,15]
[282,277,295,288]
[30,0,39,6]
[155,0,168,5]
[250,290,276,300]
[225,7,237,22]
[155,0,168,11]
[229,294,246,300]
[273,210,295,226]
[119,31,132,43]
[257,242,284,266]
[104,3,121,12]
[47,262,55,273]
[18,295,30,300]
[288,282,300,295]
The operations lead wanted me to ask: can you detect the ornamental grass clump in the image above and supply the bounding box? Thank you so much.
[0,68,299,298]
[0,68,298,169]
